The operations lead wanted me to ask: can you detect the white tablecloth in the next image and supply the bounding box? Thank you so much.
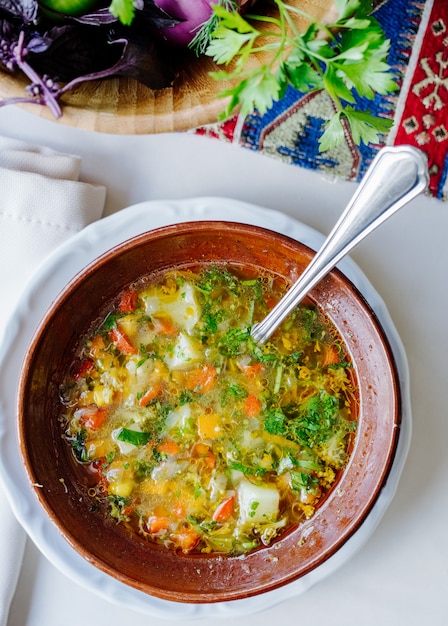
[0,105,447,626]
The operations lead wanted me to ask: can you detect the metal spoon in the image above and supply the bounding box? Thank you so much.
[251,145,429,345]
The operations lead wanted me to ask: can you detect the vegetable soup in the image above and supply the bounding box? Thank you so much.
[60,265,358,556]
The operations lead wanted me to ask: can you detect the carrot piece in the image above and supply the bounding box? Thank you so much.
[78,406,109,430]
[153,315,177,336]
[184,364,217,393]
[110,325,137,355]
[192,442,216,468]
[212,496,235,522]
[242,362,264,379]
[157,440,180,455]
[148,516,170,534]
[244,393,262,418]
[89,334,106,358]
[173,527,200,552]
[322,344,340,367]
[118,290,138,313]
[173,502,186,519]
[139,382,163,407]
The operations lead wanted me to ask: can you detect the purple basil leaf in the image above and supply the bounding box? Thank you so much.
[60,33,177,91]
[26,34,53,53]
[71,0,179,29]
[106,32,177,88]
[72,7,119,26]
[0,0,38,23]
[31,24,123,81]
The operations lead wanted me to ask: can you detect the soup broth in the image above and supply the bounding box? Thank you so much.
[60,265,358,556]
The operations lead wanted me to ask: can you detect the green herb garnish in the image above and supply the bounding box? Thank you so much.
[109,0,135,26]
[205,0,397,151]
[117,428,151,447]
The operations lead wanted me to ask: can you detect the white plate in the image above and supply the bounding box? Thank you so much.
[0,197,411,619]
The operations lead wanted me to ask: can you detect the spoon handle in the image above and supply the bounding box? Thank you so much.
[251,145,429,344]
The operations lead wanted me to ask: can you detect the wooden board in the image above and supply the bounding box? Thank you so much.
[0,0,336,134]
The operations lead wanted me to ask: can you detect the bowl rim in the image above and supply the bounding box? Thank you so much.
[16,218,402,604]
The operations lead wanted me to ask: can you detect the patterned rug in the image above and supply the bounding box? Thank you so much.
[195,0,448,201]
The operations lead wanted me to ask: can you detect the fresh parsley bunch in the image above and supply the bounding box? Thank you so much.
[205,0,398,151]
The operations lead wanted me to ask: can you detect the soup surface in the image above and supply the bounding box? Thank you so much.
[60,265,358,556]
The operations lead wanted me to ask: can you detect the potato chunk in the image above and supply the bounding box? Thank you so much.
[143,282,200,334]
[237,480,279,524]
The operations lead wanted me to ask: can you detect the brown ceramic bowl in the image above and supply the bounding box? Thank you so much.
[0,0,335,133]
[17,221,400,603]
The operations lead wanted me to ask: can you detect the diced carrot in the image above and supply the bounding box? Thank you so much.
[89,334,106,358]
[212,496,235,522]
[139,382,163,407]
[78,406,109,430]
[153,315,177,336]
[242,362,264,379]
[173,502,186,518]
[192,442,216,468]
[173,527,200,552]
[110,325,137,354]
[157,440,180,455]
[148,516,170,534]
[322,344,340,367]
[184,364,217,393]
[244,393,262,418]
[118,290,138,313]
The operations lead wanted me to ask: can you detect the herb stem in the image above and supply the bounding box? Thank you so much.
[14,31,62,118]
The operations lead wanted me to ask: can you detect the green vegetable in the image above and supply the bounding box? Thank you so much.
[39,0,98,17]
[72,429,88,462]
[218,327,251,356]
[291,391,340,447]
[264,407,287,435]
[117,427,151,447]
[205,0,397,151]
[133,459,154,478]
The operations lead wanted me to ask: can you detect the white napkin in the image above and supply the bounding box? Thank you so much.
[0,136,106,626]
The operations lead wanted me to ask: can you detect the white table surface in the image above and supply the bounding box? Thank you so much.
[1,105,447,626]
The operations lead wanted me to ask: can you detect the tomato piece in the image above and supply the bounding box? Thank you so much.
[118,290,138,313]
[212,496,235,522]
[184,364,217,393]
[110,326,137,354]
[244,393,262,417]
[72,358,94,380]
[78,406,108,430]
